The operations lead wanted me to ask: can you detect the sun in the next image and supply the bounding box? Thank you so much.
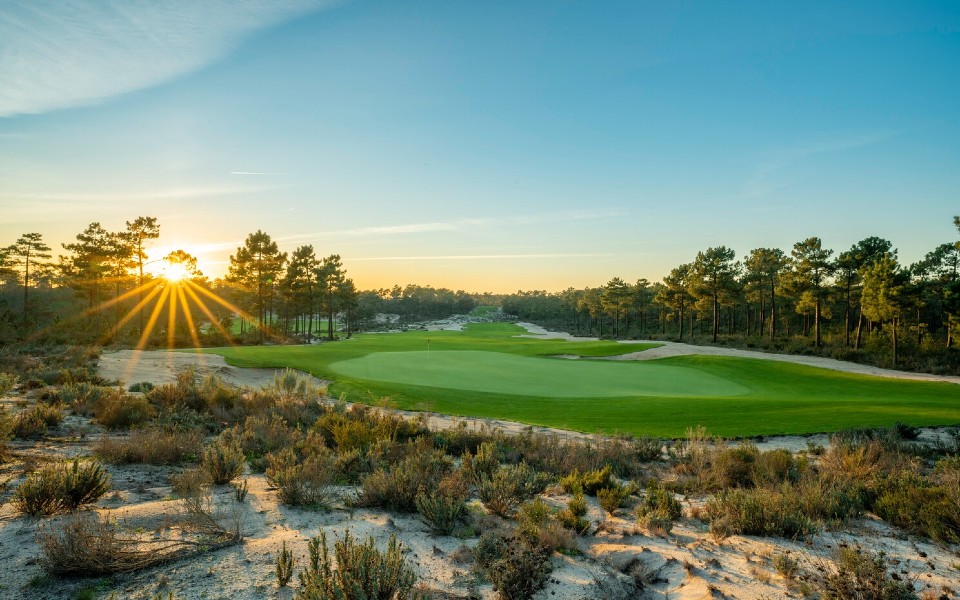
[162,261,190,283]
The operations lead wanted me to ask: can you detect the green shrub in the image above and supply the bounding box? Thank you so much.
[359,446,453,512]
[462,440,500,482]
[201,436,245,484]
[597,482,631,515]
[128,381,154,393]
[705,487,817,539]
[516,498,576,554]
[266,448,335,509]
[297,530,419,600]
[559,465,614,496]
[638,484,682,520]
[276,540,294,587]
[473,531,508,571]
[557,492,590,534]
[0,372,18,396]
[415,492,467,536]
[872,475,960,544]
[13,460,111,515]
[485,535,553,600]
[476,462,550,517]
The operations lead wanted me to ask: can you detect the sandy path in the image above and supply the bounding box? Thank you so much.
[516,322,960,385]
[603,340,960,384]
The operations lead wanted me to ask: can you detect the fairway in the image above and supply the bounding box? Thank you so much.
[330,350,748,398]
[204,323,960,437]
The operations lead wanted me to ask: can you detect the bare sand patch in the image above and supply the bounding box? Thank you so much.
[98,349,326,389]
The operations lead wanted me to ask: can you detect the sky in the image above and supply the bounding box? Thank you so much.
[1,0,958,293]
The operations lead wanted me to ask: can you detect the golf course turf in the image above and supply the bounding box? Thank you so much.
[203,323,960,438]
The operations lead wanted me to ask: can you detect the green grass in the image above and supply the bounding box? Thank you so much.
[201,323,960,438]
[330,351,747,398]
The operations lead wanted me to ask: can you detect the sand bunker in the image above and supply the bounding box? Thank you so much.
[97,349,324,389]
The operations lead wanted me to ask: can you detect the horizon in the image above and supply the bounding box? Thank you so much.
[2,1,958,293]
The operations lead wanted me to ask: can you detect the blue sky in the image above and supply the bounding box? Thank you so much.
[1,0,958,292]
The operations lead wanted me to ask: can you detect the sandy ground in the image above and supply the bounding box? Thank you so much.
[98,349,327,390]
[2,389,958,599]
[2,333,958,598]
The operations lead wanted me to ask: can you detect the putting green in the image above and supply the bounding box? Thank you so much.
[329,351,749,398]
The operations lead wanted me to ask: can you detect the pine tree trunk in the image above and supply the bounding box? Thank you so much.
[769,279,776,341]
[844,283,852,347]
[854,309,864,350]
[892,317,898,367]
[678,304,685,342]
[815,298,821,348]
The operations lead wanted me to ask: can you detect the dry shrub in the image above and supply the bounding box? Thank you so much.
[359,442,453,512]
[39,507,241,576]
[819,440,901,484]
[772,552,799,579]
[270,367,325,400]
[818,546,918,600]
[200,435,245,484]
[705,487,817,540]
[94,428,203,465]
[415,471,470,536]
[0,408,11,462]
[94,391,156,430]
[170,467,207,497]
[479,534,553,600]
[232,413,301,471]
[265,447,336,509]
[179,486,245,539]
[298,530,419,599]
[39,513,148,575]
[515,498,576,553]
[14,459,111,515]
[11,407,48,438]
[476,462,550,518]
[59,382,112,415]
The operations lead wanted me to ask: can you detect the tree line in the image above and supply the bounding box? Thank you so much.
[503,217,960,373]
[0,220,475,346]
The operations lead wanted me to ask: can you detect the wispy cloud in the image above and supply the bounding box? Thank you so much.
[352,253,614,261]
[277,209,628,243]
[0,0,340,117]
[278,222,458,243]
[5,184,281,203]
[742,131,897,198]
[230,171,287,176]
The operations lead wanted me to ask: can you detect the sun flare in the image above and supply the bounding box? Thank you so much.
[163,261,189,283]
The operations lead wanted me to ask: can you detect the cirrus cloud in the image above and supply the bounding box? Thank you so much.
[0,0,341,117]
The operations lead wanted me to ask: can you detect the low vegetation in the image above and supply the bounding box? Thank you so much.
[13,459,111,516]
[1,342,957,598]
[297,530,419,599]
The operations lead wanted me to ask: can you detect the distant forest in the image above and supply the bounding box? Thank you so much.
[2,216,959,374]
[503,217,960,375]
